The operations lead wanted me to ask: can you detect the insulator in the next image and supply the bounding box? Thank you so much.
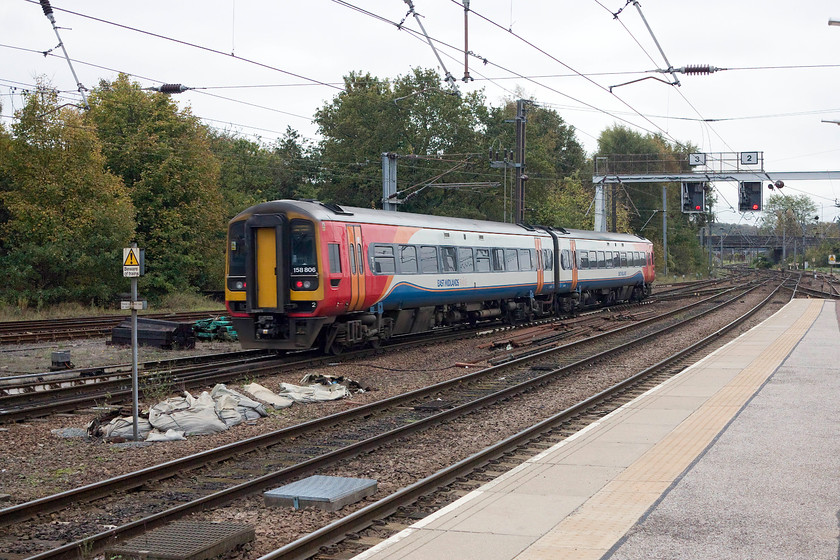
[40,0,53,17]
[681,65,718,75]
[158,84,186,94]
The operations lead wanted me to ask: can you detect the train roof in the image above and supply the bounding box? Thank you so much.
[235,199,651,244]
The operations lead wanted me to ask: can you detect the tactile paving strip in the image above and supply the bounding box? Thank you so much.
[103,521,254,560]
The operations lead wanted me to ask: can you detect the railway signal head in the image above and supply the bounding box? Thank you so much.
[681,182,706,213]
[739,181,763,212]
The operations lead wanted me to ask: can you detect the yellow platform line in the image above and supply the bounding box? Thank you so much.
[515,300,824,560]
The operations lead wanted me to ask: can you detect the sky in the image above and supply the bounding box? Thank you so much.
[3,0,840,226]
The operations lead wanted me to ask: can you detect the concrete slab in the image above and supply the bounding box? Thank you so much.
[264,475,377,511]
[350,299,827,560]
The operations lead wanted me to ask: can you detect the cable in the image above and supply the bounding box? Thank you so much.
[22,0,343,92]
[333,1,670,139]
[447,0,685,147]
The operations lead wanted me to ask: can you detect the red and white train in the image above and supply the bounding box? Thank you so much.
[225,200,655,353]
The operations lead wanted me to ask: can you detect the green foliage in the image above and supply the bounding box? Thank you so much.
[314,68,492,215]
[0,84,135,306]
[596,125,706,275]
[758,193,819,236]
[86,75,227,295]
[208,127,318,219]
[752,254,773,269]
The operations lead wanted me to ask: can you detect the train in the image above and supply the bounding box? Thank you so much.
[225,199,655,353]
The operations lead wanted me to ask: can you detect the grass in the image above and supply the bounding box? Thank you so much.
[0,292,223,322]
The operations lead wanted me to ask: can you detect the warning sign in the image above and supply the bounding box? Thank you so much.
[124,249,139,267]
[123,247,142,277]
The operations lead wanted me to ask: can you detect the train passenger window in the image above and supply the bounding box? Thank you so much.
[227,221,246,277]
[620,251,627,267]
[605,251,614,268]
[636,251,642,266]
[476,249,490,272]
[328,243,341,273]
[492,248,505,271]
[579,251,588,269]
[373,245,396,274]
[420,246,438,273]
[400,245,418,273]
[290,220,317,272]
[519,249,532,270]
[545,249,555,271]
[505,249,519,271]
[349,244,356,275]
[458,247,474,272]
[597,251,606,269]
[613,252,620,268]
[442,247,457,272]
[559,249,570,271]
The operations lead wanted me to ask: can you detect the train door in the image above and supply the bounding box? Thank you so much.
[246,214,288,312]
[346,225,366,311]
[534,237,544,293]
[570,240,578,292]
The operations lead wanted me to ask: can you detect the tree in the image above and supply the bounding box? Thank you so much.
[314,68,490,216]
[483,99,589,225]
[86,74,226,295]
[0,84,135,306]
[596,125,706,275]
[759,193,818,237]
[209,126,317,220]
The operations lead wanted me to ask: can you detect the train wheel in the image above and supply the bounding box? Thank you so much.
[319,327,344,355]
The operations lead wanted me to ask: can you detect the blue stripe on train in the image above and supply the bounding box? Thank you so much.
[376,281,571,309]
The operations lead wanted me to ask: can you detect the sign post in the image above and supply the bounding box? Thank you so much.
[123,245,143,440]
[830,254,836,275]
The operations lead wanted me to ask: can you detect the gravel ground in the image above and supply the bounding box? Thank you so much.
[0,287,790,558]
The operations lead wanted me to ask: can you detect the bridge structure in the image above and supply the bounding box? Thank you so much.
[702,234,838,264]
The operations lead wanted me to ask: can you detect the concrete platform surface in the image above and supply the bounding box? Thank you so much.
[350,299,837,560]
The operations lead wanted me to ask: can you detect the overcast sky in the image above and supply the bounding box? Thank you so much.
[3,0,840,225]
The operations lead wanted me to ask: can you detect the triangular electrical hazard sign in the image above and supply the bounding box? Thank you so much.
[124,249,139,267]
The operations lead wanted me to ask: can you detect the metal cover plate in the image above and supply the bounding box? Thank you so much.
[264,475,378,511]
[103,521,254,560]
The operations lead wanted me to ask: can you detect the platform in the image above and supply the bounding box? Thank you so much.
[351,299,839,560]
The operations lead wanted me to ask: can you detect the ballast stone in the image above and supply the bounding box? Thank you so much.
[264,474,378,511]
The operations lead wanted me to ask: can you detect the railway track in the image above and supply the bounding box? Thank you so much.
[291,277,796,560]
[0,298,672,424]
[0,311,225,345]
[0,276,784,560]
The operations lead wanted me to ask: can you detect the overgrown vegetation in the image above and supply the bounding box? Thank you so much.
[0,69,717,311]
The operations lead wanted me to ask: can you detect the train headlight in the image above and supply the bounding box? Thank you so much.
[234,281,245,290]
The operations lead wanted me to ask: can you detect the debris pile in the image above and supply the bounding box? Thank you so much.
[193,316,238,342]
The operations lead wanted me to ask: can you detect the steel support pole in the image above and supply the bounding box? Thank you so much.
[594,183,606,232]
[514,100,526,224]
[662,185,668,276]
[130,243,139,441]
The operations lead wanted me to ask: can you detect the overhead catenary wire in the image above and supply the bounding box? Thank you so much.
[38,0,89,110]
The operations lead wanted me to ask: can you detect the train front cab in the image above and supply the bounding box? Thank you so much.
[225,211,330,350]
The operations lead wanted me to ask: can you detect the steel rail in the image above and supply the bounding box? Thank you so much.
[0,286,747,531]
[6,283,772,560]
[258,278,791,560]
